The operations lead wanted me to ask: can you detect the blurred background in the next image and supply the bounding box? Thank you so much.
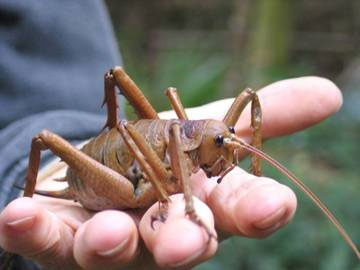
[105,1,360,269]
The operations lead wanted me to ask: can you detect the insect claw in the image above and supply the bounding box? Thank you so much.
[150,215,157,230]
[150,201,169,230]
[150,212,167,230]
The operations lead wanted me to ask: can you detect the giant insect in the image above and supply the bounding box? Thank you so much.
[0,67,359,269]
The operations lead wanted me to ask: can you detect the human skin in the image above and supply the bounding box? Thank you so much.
[0,76,342,270]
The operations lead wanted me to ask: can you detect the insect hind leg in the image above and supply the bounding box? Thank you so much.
[111,67,159,120]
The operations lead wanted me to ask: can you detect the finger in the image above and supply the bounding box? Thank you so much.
[166,76,341,139]
[235,76,343,140]
[140,194,218,269]
[0,197,78,269]
[206,167,297,238]
[73,210,138,270]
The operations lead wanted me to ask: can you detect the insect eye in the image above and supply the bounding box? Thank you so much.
[214,135,224,146]
[228,126,235,134]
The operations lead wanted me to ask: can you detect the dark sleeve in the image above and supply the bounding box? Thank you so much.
[0,0,122,128]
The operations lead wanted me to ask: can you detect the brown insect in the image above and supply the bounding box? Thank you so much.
[1,67,359,269]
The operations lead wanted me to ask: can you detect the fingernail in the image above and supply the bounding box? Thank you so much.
[96,238,129,257]
[167,247,205,267]
[6,216,36,232]
[253,207,286,230]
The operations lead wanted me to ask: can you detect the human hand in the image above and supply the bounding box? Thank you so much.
[0,76,342,270]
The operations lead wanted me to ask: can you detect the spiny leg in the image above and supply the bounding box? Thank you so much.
[165,87,188,120]
[21,134,73,199]
[25,130,136,206]
[101,71,119,130]
[23,135,44,197]
[222,88,262,176]
[169,123,215,242]
[110,66,159,119]
[117,121,172,226]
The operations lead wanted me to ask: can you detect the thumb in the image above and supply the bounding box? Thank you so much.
[0,197,79,270]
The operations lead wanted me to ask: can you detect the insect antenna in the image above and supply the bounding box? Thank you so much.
[226,137,360,259]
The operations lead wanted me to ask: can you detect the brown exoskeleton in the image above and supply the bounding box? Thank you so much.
[1,67,359,269]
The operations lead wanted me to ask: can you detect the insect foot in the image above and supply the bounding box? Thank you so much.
[151,202,169,230]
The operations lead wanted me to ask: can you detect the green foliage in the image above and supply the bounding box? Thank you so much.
[122,49,230,116]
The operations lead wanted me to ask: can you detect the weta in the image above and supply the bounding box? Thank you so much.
[0,67,359,269]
